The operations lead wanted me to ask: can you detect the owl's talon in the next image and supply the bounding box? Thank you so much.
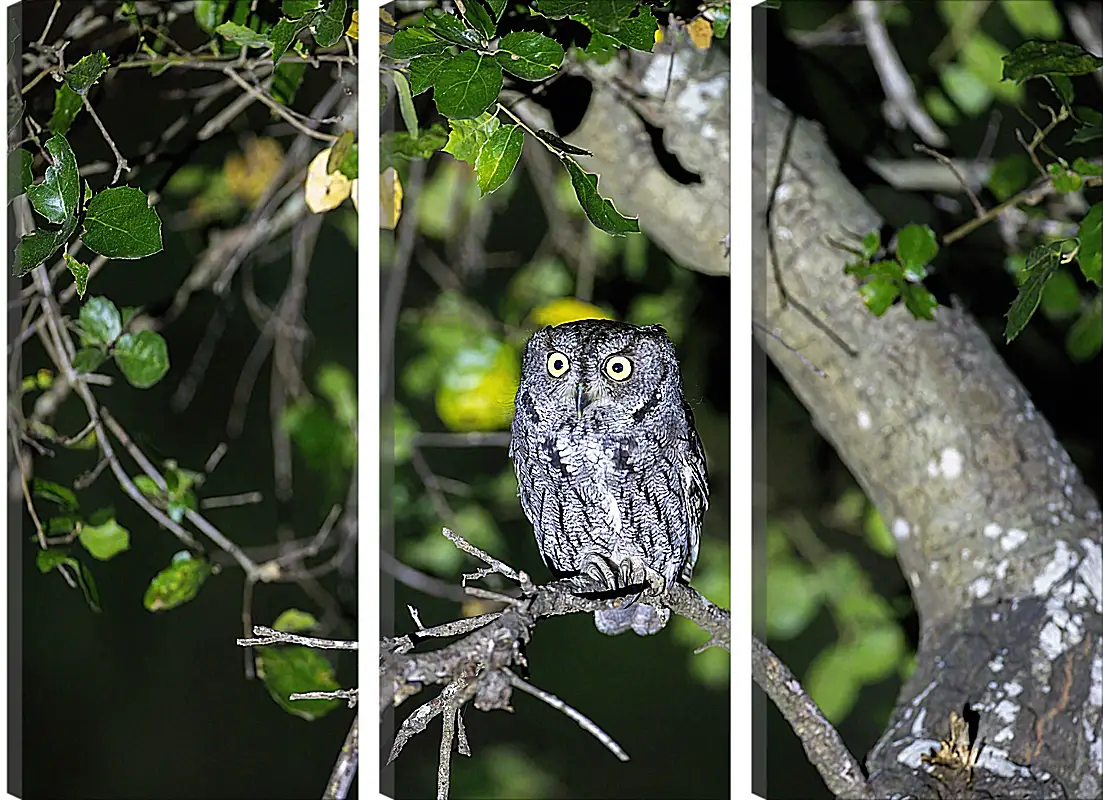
[615,556,666,596]
[575,552,617,593]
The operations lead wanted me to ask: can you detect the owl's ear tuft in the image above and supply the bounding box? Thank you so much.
[643,324,669,337]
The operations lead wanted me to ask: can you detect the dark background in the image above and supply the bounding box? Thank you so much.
[11,2,358,798]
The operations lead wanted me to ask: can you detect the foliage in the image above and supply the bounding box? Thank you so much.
[840,23,1102,359]
[380,1,677,235]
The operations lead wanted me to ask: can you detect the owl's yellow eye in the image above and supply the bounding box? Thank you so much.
[604,355,633,381]
[546,351,570,378]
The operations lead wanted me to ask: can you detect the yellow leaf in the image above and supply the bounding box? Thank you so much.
[529,297,614,328]
[379,167,402,229]
[655,27,664,45]
[223,137,284,206]
[305,148,352,213]
[348,9,359,41]
[687,17,713,50]
[351,177,359,213]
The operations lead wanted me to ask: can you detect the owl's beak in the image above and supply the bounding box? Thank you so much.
[575,382,589,418]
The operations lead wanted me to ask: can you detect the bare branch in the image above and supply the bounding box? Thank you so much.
[752,636,873,800]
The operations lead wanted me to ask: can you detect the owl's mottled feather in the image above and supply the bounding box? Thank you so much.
[509,319,708,636]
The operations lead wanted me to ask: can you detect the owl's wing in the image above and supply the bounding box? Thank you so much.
[679,400,709,584]
[509,392,550,564]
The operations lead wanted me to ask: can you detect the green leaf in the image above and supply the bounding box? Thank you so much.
[1077,202,1102,287]
[114,330,170,388]
[859,275,900,316]
[317,363,357,428]
[804,644,860,723]
[1047,74,1074,107]
[940,63,994,117]
[48,83,82,135]
[895,224,938,275]
[8,147,32,202]
[1002,40,1103,82]
[849,625,907,682]
[392,28,452,58]
[961,33,1022,105]
[987,154,1032,201]
[393,71,419,138]
[63,252,89,299]
[144,553,211,612]
[1040,268,1081,320]
[443,112,500,166]
[561,158,640,236]
[382,127,449,165]
[433,51,503,119]
[214,21,270,47]
[255,646,341,720]
[459,0,496,42]
[272,608,319,632]
[36,550,101,612]
[79,518,130,561]
[425,9,484,48]
[393,404,418,465]
[483,0,507,21]
[194,0,230,32]
[902,284,938,320]
[713,5,731,38]
[82,186,163,259]
[608,5,658,52]
[1005,243,1061,342]
[133,474,162,497]
[72,346,106,373]
[1000,0,1063,39]
[64,51,109,95]
[47,515,77,535]
[582,31,621,64]
[409,54,452,95]
[765,561,822,639]
[495,32,564,81]
[336,142,357,180]
[28,134,80,226]
[282,0,319,15]
[1048,161,1083,193]
[14,221,75,276]
[269,17,299,65]
[1072,158,1103,178]
[1066,296,1102,362]
[475,124,524,195]
[272,60,307,105]
[33,478,78,509]
[1069,108,1103,144]
[313,0,347,47]
[78,297,123,346]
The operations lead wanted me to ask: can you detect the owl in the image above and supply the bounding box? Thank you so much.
[509,319,709,636]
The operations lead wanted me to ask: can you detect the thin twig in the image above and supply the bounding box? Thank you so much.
[442,527,522,583]
[238,626,358,649]
[913,144,985,217]
[505,668,629,762]
[322,714,359,800]
[81,96,130,183]
[223,67,338,142]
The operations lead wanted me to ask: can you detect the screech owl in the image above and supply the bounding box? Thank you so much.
[509,319,709,636]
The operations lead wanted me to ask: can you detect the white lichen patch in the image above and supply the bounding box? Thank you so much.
[926,460,939,478]
[1001,528,1028,551]
[995,559,1010,580]
[1078,539,1102,613]
[992,699,1019,724]
[910,706,927,737]
[1033,541,1078,594]
[674,74,730,121]
[984,523,1002,539]
[898,739,940,768]
[1004,681,1023,698]
[857,409,872,430]
[976,745,1034,778]
[969,576,992,599]
[993,726,1015,743]
[892,518,910,539]
[988,653,1005,673]
[940,447,964,478]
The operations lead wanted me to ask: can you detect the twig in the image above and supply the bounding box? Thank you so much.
[913,144,986,217]
[752,635,873,800]
[505,668,629,761]
[81,95,130,183]
[291,688,358,707]
[223,67,338,142]
[322,714,358,800]
[380,157,426,398]
[441,527,522,583]
[35,0,62,46]
[238,625,358,649]
[854,0,947,147]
